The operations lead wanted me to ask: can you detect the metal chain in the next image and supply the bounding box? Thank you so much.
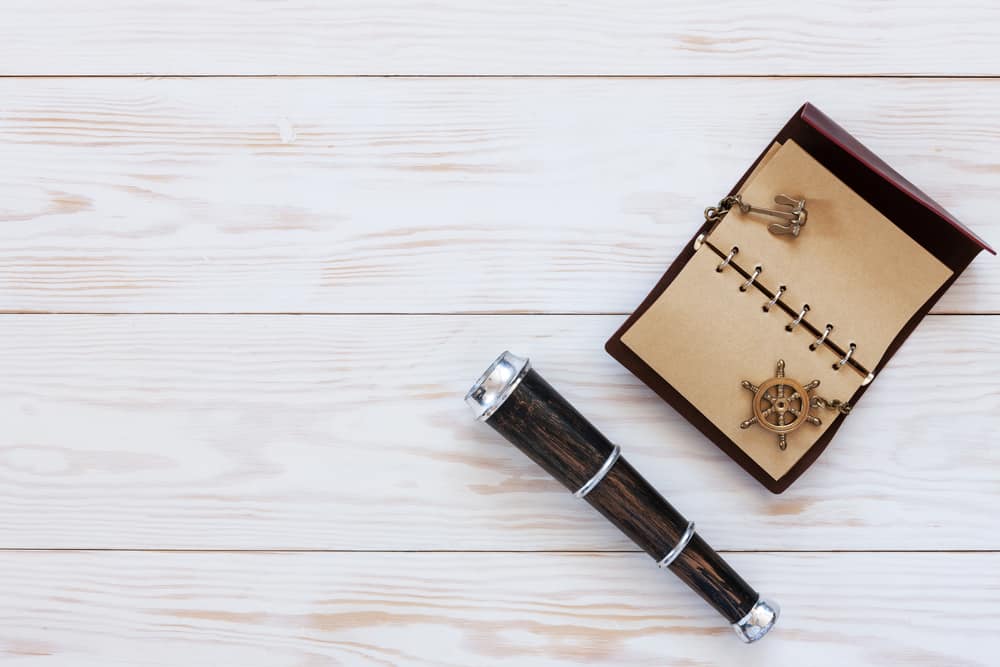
[703,195,744,223]
[811,396,852,415]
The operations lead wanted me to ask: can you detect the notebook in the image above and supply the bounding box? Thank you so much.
[606,104,992,492]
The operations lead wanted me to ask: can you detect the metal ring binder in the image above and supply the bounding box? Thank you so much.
[834,342,857,370]
[716,246,738,272]
[657,521,696,569]
[739,265,762,292]
[785,304,810,331]
[762,285,786,312]
[573,444,621,498]
[703,237,871,380]
[810,324,833,351]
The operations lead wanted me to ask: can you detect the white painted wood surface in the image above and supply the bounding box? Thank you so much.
[1,2,998,664]
[0,78,997,314]
[0,314,996,551]
[2,551,997,666]
[3,1,1000,76]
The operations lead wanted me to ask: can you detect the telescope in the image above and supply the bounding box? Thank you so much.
[466,351,778,643]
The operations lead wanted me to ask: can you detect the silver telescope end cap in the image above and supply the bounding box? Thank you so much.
[732,597,779,643]
[465,351,531,421]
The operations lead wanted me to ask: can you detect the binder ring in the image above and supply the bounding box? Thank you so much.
[785,304,810,331]
[762,285,786,312]
[716,246,739,272]
[810,324,833,351]
[834,342,857,370]
[739,265,762,292]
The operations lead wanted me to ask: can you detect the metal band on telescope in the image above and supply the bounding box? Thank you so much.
[657,521,696,569]
[573,444,621,499]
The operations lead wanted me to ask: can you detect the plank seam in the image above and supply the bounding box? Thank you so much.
[0,312,993,317]
[0,74,999,80]
[0,548,996,554]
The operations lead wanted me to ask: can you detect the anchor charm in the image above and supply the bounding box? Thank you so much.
[736,194,808,237]
[705,194,808,238]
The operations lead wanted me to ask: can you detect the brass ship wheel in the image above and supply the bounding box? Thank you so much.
[740,359,822,451]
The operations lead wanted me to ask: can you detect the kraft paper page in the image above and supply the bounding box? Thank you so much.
[707,139,952,371]
[621,140,953,480]
[621,247,864,480]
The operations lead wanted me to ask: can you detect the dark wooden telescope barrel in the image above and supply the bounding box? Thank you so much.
[465,351,779,643]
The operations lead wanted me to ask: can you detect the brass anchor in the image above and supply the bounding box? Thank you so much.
[736,194,808,237]
[704,194,808,238]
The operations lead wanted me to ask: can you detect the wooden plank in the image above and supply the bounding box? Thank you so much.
[0,314,996,550]
[0,77,996,314]
[2,1,1000,76]
[1,550,996,665]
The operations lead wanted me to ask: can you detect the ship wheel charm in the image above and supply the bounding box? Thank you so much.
[740,359,822,451]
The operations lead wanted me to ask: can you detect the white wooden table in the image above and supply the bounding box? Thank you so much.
[2,3,998,665]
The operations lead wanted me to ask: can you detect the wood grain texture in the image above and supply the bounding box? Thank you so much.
[487,368,617,492]
[0,77,997,314]
[1,551,996,665]
[488,367,765,626]
[586,458,760,623]
[3,12,999,658]
[3,1,1000,76]
[585,457,691,561]
[488,370,761,624]
[0,314,995,551]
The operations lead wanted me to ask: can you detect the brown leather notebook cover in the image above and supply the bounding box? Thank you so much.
[605,103,994,493]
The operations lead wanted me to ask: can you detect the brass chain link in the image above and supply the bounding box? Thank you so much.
[810,396,852,415]
[703,195,744,223]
